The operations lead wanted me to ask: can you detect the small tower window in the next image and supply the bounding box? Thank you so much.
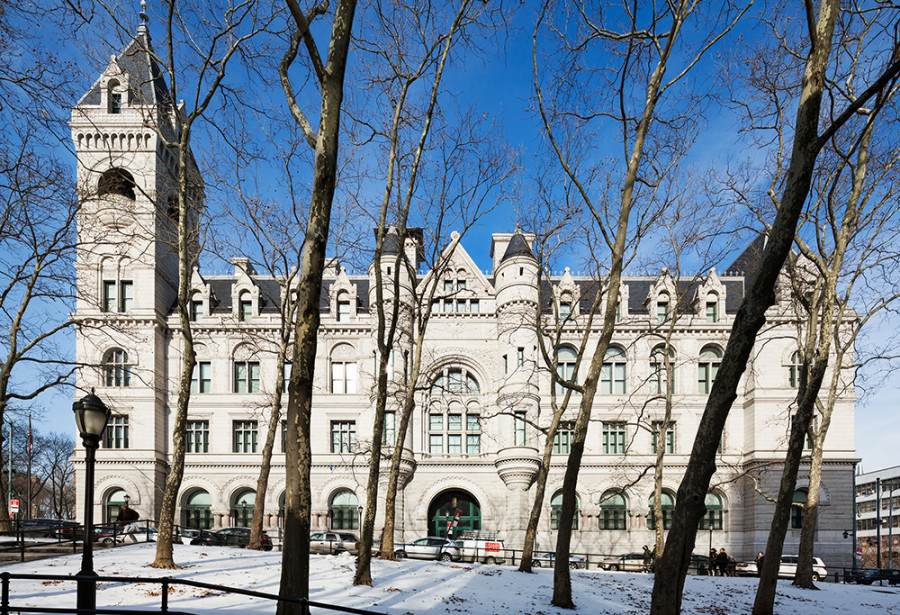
[107,79,122,114]
[98,168,136,200]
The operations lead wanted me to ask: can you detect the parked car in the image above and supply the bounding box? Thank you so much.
[853,568,900,585]
[455,537,507,565]
[599,553,646,572]
[19,519,80,539]
[533,552,586,570]
[394,537,461,562]
[309,532,360,555]
[737,555,827,581]
[190,527,273,551]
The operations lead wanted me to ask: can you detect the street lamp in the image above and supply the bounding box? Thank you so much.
[124,493,130,507]
[241,500,247,527]
[357,505,364,530]
[73,391,111,614]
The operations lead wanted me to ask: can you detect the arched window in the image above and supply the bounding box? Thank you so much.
[183,489,212,530]
[556,346,577,394]
[647,492,675,530]
[105,488,129,523]
[550,491,579,530]
[232,490,256,528]
[430,367,480,396]
[650,345,675,394]
[98,168,136,200]
[789,351,802,388]
[791,489,807,529]
[698,345,722,394]
[330,344,357,394]
[104,349,130,387]
[657,293,669,323]
[336,291,351,322]
[600,346,627,394]
[107,79,122,114]
[329,490,359,530]
[705,294,719,323]
[238,291,253,322]
[699,493,723,530]
[599,491,627,530]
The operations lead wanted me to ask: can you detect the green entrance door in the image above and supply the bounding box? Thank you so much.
[429,490,481,539]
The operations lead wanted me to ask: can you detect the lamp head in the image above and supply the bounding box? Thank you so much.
[73,392,111,445]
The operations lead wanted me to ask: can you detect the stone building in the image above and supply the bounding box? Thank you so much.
[71,20,856,568]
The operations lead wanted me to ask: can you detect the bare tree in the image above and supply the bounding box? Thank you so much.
[650,1,900,611]
[532,0,750,606]
[349,0,507,586]
[277,0,358,610]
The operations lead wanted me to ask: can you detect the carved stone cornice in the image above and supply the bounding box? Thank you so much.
[494,446,541,491]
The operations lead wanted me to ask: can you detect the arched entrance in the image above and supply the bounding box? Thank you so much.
[428,490,481,539]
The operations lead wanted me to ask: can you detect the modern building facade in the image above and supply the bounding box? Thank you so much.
[71,22,857,568]
[856,466,900,569]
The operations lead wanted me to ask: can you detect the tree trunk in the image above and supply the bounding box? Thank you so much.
[277,2,357,611]
[650,3,843,611]
[794,435,824,588]
[249,345,287,550]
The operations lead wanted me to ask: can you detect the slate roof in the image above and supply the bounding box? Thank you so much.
[501,232,536,262]
[79,30,171,108]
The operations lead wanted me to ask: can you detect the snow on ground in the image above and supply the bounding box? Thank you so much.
[3,543,900,614]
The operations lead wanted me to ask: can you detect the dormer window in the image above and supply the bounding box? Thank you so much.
[657,294,669,323]
[706,301,718,323]
[190,294,203,322]
[336,292,350,322]
[239,292,252,321]
[560,301,572,320]
[107,79,122,114]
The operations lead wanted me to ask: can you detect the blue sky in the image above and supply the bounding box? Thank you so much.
[8,1,899,473]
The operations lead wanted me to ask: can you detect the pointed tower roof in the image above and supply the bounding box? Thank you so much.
[77,4,171,108]
[501,230,536,263]
[725,233,766,277]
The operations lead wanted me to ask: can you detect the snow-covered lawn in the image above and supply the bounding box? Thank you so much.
[3,543,899,614]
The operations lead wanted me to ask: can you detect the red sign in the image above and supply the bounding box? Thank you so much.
[9,499,19,512]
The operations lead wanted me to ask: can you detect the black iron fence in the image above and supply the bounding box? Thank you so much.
[0,571,384,615]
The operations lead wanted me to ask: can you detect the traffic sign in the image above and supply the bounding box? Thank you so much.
[9,499,19,512]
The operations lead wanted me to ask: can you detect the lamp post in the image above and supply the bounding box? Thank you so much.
[358,505,363,531]
[73,392,111,614]
[124,493,130,507]
[241,500,247,527]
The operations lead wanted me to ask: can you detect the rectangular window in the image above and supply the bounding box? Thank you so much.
[239,298,253,321]
[331,361,357,394]
[190,300,203,322]
[470,299,480,313]
[186,420,209,453]
[281,420,287,453]
[615,302,621,323]
[698,363,719,394]
[233,361,260,393]
[431,300,440,314]
[553,422,574,454]
[602,422,626,454]
[514,411,526,446]
[503,355,508,374]
[384,411,396,446]
[560,302,572,319]
[103,281,116,312]
[444,280,454,292]
[430,413,443,431]
[443,299,453,313]
[337,300,350,322]
[706,301,717,323]
[109,92,121,114]
[517,347,525,367]
[457,279,466,291]
[233,421,258,453]
[191,362,211,393]
[651,422,675,454]
[429,434,443,454]
[104,415,129,449]
[447,434,462,454]
[467,414,480,432]
[282,362,291,393]
[448,414,462,431]
[466,434,480,454]
[456,299,468,313]
[330,421,356,453]
[119,281,133,312]
[600,363,626,394]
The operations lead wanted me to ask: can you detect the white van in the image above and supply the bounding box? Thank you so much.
[454,532,507,564]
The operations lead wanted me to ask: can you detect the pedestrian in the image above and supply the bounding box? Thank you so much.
[709,548,718,576]
[716,548,729,576]
[755,551,765,575]
[643,545,653,573]
[118,504,140,542]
